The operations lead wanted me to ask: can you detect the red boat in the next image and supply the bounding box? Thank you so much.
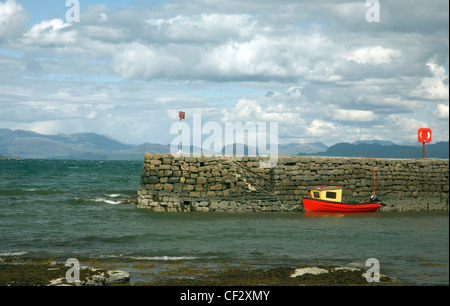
[302,186,383,213]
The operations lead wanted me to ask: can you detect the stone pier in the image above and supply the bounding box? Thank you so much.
[137,153,449,212]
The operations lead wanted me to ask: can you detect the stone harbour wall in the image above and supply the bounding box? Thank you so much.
[137,153,449,212]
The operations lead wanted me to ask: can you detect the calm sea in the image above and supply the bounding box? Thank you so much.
[0,159,448,285]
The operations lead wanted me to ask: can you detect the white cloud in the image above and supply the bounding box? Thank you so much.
[412,60,449,101]
[99,13,108,22]
[107,15,338,83]
[0,0,29,39]
[145,14,258,43]
[22,18,77,46]
[306,119,337,137]
[112,41,184,80]
[387,115,428,137]
[435,104,449,119]
[345,46,402,65]
[333,109,378,122]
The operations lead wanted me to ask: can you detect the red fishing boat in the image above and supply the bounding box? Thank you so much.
[302,186,383,213]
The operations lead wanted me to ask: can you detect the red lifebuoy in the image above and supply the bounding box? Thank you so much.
[418,128,432,143]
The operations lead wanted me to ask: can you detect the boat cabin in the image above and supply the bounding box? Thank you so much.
[309,186,342,203]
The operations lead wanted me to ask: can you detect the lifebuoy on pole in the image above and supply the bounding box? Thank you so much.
[418,128,432,159]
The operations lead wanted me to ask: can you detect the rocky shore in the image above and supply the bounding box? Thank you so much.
[0,256,130,286]
[0,256,398,286]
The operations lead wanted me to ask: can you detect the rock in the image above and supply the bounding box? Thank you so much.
[105,270,130,285]
[82,269,129,286]
[84,274,106,286]
[290,267,328,278]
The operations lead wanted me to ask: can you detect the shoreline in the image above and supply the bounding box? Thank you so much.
[0,255,399,286]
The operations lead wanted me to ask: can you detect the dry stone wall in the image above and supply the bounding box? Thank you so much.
[137,153,449,212]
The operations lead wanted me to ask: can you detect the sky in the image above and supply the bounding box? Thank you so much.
[0,0,448,147]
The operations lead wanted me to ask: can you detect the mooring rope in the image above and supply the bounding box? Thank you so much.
[232,160,301,211]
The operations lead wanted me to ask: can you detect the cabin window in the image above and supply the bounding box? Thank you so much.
[326,191,337,199]
[313,191,320,198]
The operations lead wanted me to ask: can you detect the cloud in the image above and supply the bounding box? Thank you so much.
[145,14,258,43]
[0,0,448,146]
[22,18,77,46]
[106,14,338,83]
[345,46,402,65]
[0,0,29,39]
[332,109,378,122]
[435,104,449,119]
[412,59,449,101]
[306,119,337,138]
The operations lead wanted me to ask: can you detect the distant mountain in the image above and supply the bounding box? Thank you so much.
[279,142,328,155]
[0,129,135,160]
[0,153,12,159]
[1,129,448,160]
[132,142,170,154]
[299,141,449,159]
[353,139,397,146]
[219,142,327,156]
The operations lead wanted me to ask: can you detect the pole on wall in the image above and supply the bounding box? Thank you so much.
[418,128,432,159]
[178,111,185,154]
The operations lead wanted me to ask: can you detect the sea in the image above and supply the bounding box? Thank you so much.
[0,159,448,286]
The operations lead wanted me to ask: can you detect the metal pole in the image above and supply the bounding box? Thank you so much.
[422,142,425,159]
[179,118,182,154]
[373,165,376,195]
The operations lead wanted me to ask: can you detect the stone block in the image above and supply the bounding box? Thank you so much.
[147,177,160,184]
[197,177,208,184]
[164,184,174,191]
[189,191,201,197]
[183,184,195,191]
[210,184,223,191]
[168,177,179,183]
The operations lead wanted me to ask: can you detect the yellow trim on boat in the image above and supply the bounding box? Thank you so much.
[309,186,342,203]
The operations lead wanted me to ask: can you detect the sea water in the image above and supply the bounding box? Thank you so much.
[0,159,448,285]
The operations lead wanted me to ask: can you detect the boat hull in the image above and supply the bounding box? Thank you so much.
[302,197,381,213]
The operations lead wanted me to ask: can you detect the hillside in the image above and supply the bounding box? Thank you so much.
[0,129,448,160]
[0,129,134,160]
[302,141,449,159]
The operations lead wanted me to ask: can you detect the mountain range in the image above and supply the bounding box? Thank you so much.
[298,141,449,159]
[0,128,448,160]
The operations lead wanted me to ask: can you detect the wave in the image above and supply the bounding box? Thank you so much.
[129,256,198,261]
[89,193,136,205]
[0,251,28,256]
[92,254,199,261]
[0,189,60,196]
[91,198,123,205]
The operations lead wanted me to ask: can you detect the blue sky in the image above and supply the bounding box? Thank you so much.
[0,0,448,146]
[20,0,142,25]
